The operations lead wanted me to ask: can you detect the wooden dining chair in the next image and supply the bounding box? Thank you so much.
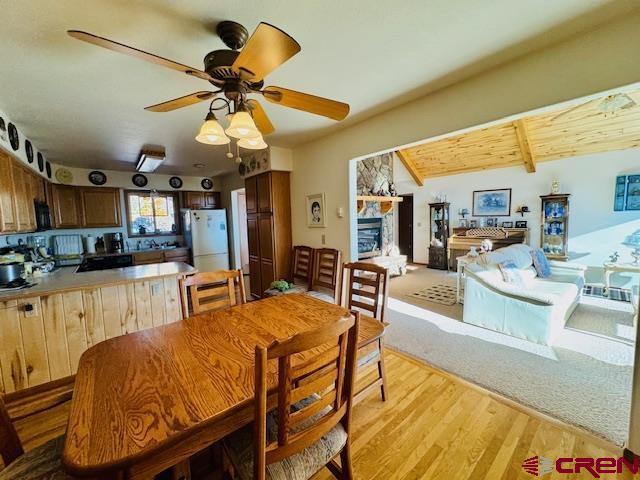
[291,245,315,290]
[182,269,246,315]
[223,313,360,480]
[0,377,74,479]
[339,262,389,403]
[305,248,342,304]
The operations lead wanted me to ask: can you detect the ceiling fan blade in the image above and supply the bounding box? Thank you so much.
[246,99,275,135]
[67,30,213,82]
[145,91,216,112]
[262,86,349,121]
[232,23,301,81]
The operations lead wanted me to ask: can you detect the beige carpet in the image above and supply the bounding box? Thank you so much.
[384,265,635,445]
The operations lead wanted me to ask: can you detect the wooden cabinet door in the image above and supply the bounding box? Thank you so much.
[185,192,204,209]
[11,164,31,232]
[204,192,221,209]
[80,187,121,227]
[257,173,272,213]
[247,215,259,257]
[260,260,275,294]
[249,255,262,298]
[51,184,82,228]
[22,170,37,231]
[258,214,274,262]
[0,152,17,232]
[245,176,257,213]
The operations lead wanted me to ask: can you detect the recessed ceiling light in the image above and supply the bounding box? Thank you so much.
[193,163,206,169]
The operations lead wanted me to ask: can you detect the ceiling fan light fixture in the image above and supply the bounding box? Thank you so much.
[238,135,268,150]
[225,111,261,139]
[195,112,230,145]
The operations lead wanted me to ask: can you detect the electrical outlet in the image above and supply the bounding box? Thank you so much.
[151,283,161,296]
[321,234,326,245]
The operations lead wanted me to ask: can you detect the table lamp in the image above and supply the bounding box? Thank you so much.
[623,229,640,265]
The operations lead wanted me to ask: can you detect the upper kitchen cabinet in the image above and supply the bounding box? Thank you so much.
[51,185,121,229]
[182,191,221,210]
[51,184,83,228]
[0,152,44,233]
[0,151,18,232]
[80,187,121,227]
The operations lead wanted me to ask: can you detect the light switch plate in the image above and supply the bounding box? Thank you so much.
[151,283,162,295]
[321,234,326,245]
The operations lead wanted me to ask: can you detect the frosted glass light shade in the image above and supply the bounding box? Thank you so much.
[238,135,268,150]
[225,111,260,139]
[195,114,230,145]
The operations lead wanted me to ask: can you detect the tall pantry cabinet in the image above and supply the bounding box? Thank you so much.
[245,171,292,299]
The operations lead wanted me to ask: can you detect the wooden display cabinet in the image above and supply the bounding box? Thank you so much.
[540,194,570,260]
[428,202,450,270]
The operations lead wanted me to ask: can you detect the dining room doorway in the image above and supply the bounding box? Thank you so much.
[230,188,249,274]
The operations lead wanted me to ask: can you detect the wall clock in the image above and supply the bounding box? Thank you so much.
[8,123,19,151]
[25,140,34,163]
[46,162,52,179]
[169,176,183,189]
[132,173,148,187]
[88,170,107,185]
[201,178,213,190]
[0,117,6,142]
[55,167,74,184]
[37,152,44,172]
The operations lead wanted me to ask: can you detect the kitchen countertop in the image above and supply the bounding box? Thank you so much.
[84,246,189,258]
[0,262,197,302]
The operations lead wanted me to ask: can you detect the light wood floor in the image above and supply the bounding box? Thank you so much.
[12,349,628,479]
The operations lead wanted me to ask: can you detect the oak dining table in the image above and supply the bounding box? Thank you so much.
[62,293,385,479]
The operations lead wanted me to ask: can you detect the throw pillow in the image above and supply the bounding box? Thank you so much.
[498,260,525,287]
[531,248,552,278]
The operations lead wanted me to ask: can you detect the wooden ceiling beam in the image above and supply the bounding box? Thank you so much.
[396,149,424,186]
[513,119,537,173]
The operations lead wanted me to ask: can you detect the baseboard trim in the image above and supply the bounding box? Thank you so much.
[386,346,625,454]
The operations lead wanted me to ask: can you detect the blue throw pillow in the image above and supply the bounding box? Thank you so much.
[498,261,525,287]
[531,248,551,278]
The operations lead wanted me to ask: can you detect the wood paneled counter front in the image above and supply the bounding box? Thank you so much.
[0,262,196,394]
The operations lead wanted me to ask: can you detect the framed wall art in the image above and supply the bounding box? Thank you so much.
[306,193,326,228]
[472,188,512,216]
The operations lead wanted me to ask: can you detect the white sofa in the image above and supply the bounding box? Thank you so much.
[463,244,586,345]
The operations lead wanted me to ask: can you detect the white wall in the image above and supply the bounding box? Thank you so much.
[394,149,640,287]
[289,12,640,262]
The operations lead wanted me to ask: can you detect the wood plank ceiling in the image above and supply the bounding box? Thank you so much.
[397,89,640,181]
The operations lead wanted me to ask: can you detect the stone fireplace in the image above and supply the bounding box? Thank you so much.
[357,152,394,252]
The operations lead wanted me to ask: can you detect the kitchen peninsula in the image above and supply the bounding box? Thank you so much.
[0,262,195,394]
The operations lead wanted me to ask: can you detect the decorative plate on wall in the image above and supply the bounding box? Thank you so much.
[169,176,183,189]
[55,167,74,184]
[201,178,213,190]
[0,117,6,142]
[132,173,148,187]
[88,170,107,185]
[37,152,44,172]
[8,123,19,151]
[45,162,52,179]
[238,162,246,176]
[25,140,34,163]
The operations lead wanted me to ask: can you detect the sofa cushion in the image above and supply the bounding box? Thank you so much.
[477,244,533,270]
[529,278,579,308]
[531,248,551,278]
[497,261,525,287]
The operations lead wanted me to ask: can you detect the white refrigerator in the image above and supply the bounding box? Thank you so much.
[182,209,230,271]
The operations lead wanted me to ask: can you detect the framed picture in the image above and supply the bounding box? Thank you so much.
[459,219,468,228]
[486,218,495,227]
[306,193,326,227]
[469,220,478,228]
[502,221,514,228]
[472,188,512,216]
[626,175,640,210]
[515,221,527,228]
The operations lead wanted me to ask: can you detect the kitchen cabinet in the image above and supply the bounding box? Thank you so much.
[80,187,121,227]
[133,251,165,265]
[51,184,83,228]
[0,152,18,232]
[133,247,191,265]
[183,191,221,209]
[164,247,190,264]
[245,171,292,298]
[0,278,184,394]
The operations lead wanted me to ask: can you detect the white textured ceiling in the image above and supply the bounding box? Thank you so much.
[0,0,636,176]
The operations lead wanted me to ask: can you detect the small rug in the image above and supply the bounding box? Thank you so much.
[583,284,631,302]
[409,284,457,305]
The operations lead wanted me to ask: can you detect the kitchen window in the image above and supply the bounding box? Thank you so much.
[125,190,179,236]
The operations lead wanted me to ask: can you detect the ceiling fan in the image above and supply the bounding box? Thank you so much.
[67,21,350,149]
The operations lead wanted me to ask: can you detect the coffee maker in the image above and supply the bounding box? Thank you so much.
[104,232,124,254]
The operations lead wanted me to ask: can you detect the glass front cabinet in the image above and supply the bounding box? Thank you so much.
[428,202,450,270]
[540,194,570,260]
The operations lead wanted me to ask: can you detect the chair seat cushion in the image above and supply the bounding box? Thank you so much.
[304,290,336,304]
[224,397,347,480]
[0,436,69,480]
